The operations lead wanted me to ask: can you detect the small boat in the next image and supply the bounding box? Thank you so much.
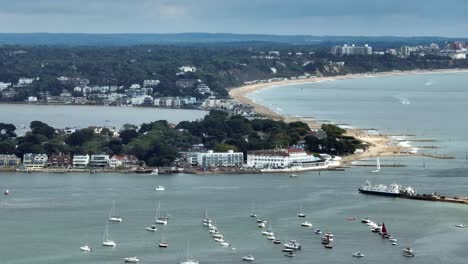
[249,213,257,218]
[361,218,371,224]
[266,235,276,240]
[202,209,212,226]
[102,221,116,247]
[389,238,397,242]
[301,221,313,228]
[124,257,140,263]
[258,222,266,228]
[158,231,168,248]
[290,173,298,178]
[273,239,282,244]
[213,237,225,243]
[249,203,257,218]
[284,240,301,250]
[324,244,333,249]
[180,240,198,264]
[282,248,294,253]
[372,157,381,173]
[242,255,255,261]
[80,245,92,252]
[151,168,159,175]
[212,233,224,239]
[155,202,168,225]
[321,239,330,245]
[108,201,122,223]
[347,217,356,221]
[256,219,266,223]
[284,251,295,257]
[392,242,398,246]
[297,205,306,218]
[262,223,274,236]
[380,223,389,237]
[220,241,230,247]
[145,225,157,232]
[403,248,414,254]
[403,252,415,257]
[155,186,165,191]
[314,229,322,234]
[455,224,466,228]
[4,189,9,195]
[352,252,365,258]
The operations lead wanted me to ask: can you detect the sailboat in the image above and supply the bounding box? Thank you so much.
[372,157,381,173]
[158,231,168,248]
[202,209,211,226]
[297,204,306,218]
[102,221,116,247]
[380,223,390,238]
[180,240,198,264]
[108,200,122,223]
[249,203,257,218]
[155,201,168,225]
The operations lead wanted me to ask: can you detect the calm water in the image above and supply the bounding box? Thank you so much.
[1,73,468,264]
[0,104,207,131]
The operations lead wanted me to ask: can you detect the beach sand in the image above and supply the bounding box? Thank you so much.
[229,69,468,164]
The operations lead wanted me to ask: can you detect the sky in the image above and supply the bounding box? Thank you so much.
[0,0,467,37]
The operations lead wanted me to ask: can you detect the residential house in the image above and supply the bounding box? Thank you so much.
[0,154,21,167]
[90,154,110,168]
[47,153,71,168]
[177,66,197,75]
[143,79,160,87]
[72,155,90,168]
[23,153,48,170]
[109,155,139,168]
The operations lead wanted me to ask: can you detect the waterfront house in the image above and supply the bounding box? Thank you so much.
[90,154,110,168]
[196,150,244,168]
[23,153,48,170]
[72,155,90,168]
[47,153,71,168]
[0,154,21,168]
[143,79,160,87]
[109,155,139,168]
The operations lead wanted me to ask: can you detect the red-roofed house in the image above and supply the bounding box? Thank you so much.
[109,155,139,168]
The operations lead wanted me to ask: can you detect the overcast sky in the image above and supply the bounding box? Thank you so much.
[1,0,467,37]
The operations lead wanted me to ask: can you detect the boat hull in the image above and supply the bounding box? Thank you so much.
[358,189,401,197]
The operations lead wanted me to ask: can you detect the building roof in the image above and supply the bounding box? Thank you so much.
[247,150,289,157]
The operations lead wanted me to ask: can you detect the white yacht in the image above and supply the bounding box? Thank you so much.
[80,245,92,252]
[403,248,414,254]
[297,205,306,218]
[242,255,255,261]
[261,223,274,236]
[249,203,257,218]
[301,221,313,227]
[455,224,466,228]
[108,201,122,223]
[266,234,276,240]
[155,186,165,191]
[158,232,168,248]
[258,222,266,228]
[314,229,322,234]
[202,209,212,226]
[180,241,198,264]
[220,241,230,247]
[145,225,157,232]
[102,221,116,247]
[352,252,365,258]
[155,201,168,225]
[124,257,140,263]
[283,240,301,250]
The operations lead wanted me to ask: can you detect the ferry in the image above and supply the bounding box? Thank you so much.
[358,180,403,197]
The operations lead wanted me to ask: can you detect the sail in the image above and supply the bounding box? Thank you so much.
[381,223,387,235]
[372,157,381,173]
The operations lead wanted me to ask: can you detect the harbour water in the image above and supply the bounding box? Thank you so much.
[0,104,207,132]
[1,72,468,264]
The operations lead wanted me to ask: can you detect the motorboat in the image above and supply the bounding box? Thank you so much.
[250,203,257,218]
[145,225,157,232]
[297,205,306,218]
[455,224,467,228]
[266,235,276,240]
[124,257,140,263]
[284,251,295,257]
[290,173,298,178]
[324,244,333,249]
[301,221,313,228]
[250,213,257,218]
[361,218,371,224]
[282,248,294,253]
[158,232,168,248]
[283,240,301,250]
[108,201,122,223]
[220,241,230,247]
[212,233,224,239]
[403,252,415,257]
[403,248,414,254]
[352,252,365,258]
[258,222,266,228]
[80,245,92,252]
[389,238,397,242]
[273,239,282,244]
[314,229,322,234]
[242,255,255,261]
[155,186,165,191]
[392,242,398,246]
[256,219,266,223]
[213,237,225,243]
[4,189,9,195]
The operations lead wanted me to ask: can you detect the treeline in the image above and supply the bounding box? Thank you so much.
[0,112,364,166]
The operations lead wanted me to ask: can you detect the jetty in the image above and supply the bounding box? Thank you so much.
[401,193,468,205]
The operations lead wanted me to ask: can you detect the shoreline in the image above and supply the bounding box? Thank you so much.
[229,68,468,164]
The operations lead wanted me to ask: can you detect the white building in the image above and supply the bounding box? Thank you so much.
[246,148,321,169]
[90,154,110,168]
[178,66,197,74]
[72,155,90,168]
[18,77,36,86]
[27,96,38,102]
[196,150,244,168]
[0,82,11,90]
[143,79,160,87]
[23,153,48,170]
[109,155,139,168]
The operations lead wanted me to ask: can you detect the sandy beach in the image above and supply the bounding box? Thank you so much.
[229,68,468,164]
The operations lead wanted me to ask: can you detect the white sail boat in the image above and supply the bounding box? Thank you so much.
[158,231,168,248]
[108,200,122,223]
[372,157,381,173]
[102,221,116,247]
[202,209,211,226]
[155,201,168,225]
[297,204,306,218]
[249,202,257,218]
[180,240,198,264]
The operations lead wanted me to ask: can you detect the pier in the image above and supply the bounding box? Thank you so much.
[401,193,468,205]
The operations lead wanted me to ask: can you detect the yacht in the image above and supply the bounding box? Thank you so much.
[314,229,322,234]
[403,248,414,254]
[124,257,140,263]
[242,255,255,261]
[283,240,301,250]
[202,209,211,226]
[372,157,381,173]
[108,201,122,223]
[4,189,9,195]
[102,222,116,247]
[282,248,294,253]
[273,239,282,244]
[301,221,313,227]
[155,186,165,191]
[249,203,257,218]
[258,222,266,228]
[262,223,274,236]
[145,225,157,232]
[155,201,168,225]
[352,252,365,258]
[180,241,198,264]
[213,237,225,243]
[80,245,92,252]
[361,218,371,224]
[266,234,276,240]
[455,224,467,228]
[158,232,168,248]
[324,244,333,249]
[220,241,230,247]
[297,205,306,218]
